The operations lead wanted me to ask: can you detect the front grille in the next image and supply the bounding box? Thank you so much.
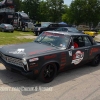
[28,23,33,28]
[0,53,24,68]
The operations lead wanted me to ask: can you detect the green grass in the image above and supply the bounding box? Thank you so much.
[0,31,35,45]
[98,30,100,34]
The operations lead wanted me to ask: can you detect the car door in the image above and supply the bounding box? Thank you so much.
[71,36,92,66]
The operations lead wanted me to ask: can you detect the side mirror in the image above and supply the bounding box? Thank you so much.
[71,46,74,49]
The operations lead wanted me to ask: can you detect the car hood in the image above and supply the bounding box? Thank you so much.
[0,42,59,59]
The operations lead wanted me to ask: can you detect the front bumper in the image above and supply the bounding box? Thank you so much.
[0,57,36,77]
[5,29,14,32]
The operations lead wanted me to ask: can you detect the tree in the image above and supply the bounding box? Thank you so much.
[61,5,70,23]
[46,0,64,22]
[38,0,50,22]
[14,0,21,12]
[69,0,100,26]
[21,0,40,20]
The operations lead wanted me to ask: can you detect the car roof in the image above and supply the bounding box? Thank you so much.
[45,31,88,36]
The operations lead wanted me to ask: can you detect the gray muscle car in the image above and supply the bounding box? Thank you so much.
[0,31,100,83]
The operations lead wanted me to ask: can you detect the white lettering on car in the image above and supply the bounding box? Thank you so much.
[9,49,26,55]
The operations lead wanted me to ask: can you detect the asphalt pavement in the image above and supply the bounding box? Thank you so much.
[0,63,100,100]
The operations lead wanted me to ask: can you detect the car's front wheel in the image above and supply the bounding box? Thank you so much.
[39,63,57,83]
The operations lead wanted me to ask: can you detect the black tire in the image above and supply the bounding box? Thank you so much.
[91,55,100,66]
[39,63,57,83]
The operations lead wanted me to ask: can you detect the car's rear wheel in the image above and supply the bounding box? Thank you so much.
[39,63,57,83]
[91,55,100,66]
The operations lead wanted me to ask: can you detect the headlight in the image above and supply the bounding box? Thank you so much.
[22,58,27,65]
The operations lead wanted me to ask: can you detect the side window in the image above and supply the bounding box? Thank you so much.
[78,36,85,47]
[83,36,92,46]
[72,36,92,48]
[72,36,80,48]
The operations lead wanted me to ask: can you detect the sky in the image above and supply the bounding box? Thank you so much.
[64,0,72,6]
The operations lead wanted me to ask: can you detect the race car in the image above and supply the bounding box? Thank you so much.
[0,31,100,83]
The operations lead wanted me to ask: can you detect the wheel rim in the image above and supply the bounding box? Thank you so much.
[43,64,55,80]
[94,56,100,65]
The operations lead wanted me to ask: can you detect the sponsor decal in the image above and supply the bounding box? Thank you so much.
[29,58,39,62]
[43,32,64,37]
[44,54,56,60]
[60,52,67,70]
[72,51,84,65]
[90,48,99,55]
[9,49,26,55]
[29,48,52,55]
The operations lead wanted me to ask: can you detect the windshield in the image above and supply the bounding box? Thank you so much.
[20,12,29,18]
[22,19,30,22]
[41,22,51,27]
[35,32,70,49]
